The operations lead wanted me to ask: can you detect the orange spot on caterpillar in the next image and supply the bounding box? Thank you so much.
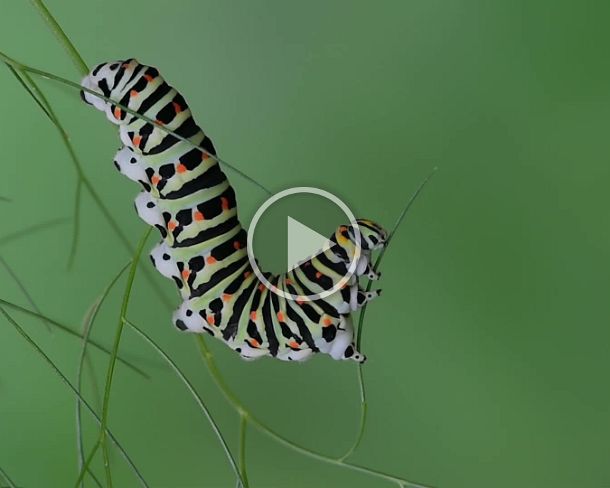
[249,338,260,348]
[181,269,190,279]
[113,107,121,119]
[233,240,241,250]
[176,163,187,173]
[130,90,138,98]
[222,293,232,302]
[288,341,300,349]
[172,102,182,113]
[277,311,285,322]
[167,221,177,231]
[221,197,229,210]
[244,271,252,278]
[206,256,217,265]
[194,211,205,221]
[323,317,333,327]
[258,284,265,292]
[315,271,322,279]
[296,298,304,305]
[144,74,154,82]
[284,278,293,286]
[201,151,210,160]
[250,311,257,321]
[206,315,215,325]
[150,175,161,186]
[133,135,142,148]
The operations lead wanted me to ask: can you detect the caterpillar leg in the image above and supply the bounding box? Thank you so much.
[113,146,147,184]
[172,302,216,336]
[343,342,367,363]
[363,262,381,281]
[134,192,163,228]
[236,343,269,361]
[357,289,382,308]
[324,315,354,361]
[149,241,179,279]
[349,285,382,311]
[277,347,314,362]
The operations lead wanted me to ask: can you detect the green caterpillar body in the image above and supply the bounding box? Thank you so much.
[81,59,386,362]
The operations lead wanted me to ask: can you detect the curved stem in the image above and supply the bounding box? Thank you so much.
[0,307,148,487]
[340,168,438,460]
[68,178,82,270]
[338,398,367,461]
[195,337,430,488]
[0,255,52,332]
[98,228,152,486]
[0,298,147,378]
[76,263,130,487]
[75,442,100,488]
[356,167,437,349]
[124,318,247,487]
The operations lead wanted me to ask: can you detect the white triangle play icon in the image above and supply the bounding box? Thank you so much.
[287,216,330,271]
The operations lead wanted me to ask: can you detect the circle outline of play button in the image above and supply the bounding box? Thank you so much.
[246,186,361,302]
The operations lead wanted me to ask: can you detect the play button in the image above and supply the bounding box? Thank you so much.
[286,216,331,271]
[247,187,361,302]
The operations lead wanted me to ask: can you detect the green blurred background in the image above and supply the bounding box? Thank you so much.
[2,1,610,487]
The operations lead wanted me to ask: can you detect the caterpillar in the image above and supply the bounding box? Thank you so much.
[81,59,387,363]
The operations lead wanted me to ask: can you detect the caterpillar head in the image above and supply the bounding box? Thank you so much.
[80,59,140,119]
[351,219,388,251]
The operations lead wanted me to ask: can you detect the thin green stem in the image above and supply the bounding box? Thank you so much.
[238,413,250,488]
[98,228,151,487]
[4,62,53,121]
[101,431,113,486]
[76,263,130,487]
[0,466,17,488]
[0,218,68,247]
[0,298,147,378]
[196,337,247,413]
[87,470,104,488]
[29,0,88,75]
[340,168,438,461]
[338,401,367,462]
[195,337,430,488]
[75,442,100,488]
[0,255,52,332]
[0,307,148,488]
[356,168,437,349]
[68,178,82,269]
[124,318,247,487]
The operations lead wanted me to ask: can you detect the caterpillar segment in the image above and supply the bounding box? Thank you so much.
[81,59,387,363]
